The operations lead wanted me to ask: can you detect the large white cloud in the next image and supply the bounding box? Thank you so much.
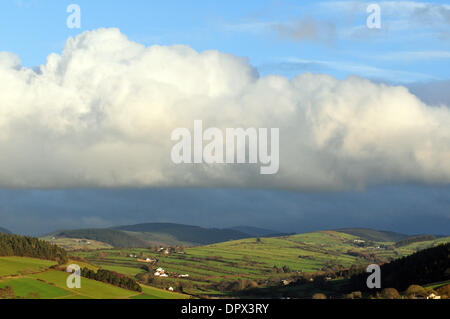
[0,28,449,190]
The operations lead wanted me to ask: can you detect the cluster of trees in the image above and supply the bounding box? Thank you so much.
[0,286,43,299]
[81,267,142,292]
[320,261,346,273]
[272,265,292,273]
[345,250,381,262]
[346,283,450,299]
[348,243,450,292]
[0,286,15,299]
[211,279,260,292]
[0,233,67,264]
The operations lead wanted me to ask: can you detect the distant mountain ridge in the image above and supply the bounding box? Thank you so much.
[50,222,278,247]
[54,228,148,248]
[114,223,251,245]
[49,223,438,249]
[229,226,285,237]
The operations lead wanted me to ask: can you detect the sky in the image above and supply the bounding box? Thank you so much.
[2,0,450,82]
[0,0,449,235]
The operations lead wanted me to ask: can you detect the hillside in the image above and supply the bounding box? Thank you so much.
[115,223,251,245]
[0,233,190,299]
[349,243,450,292]
[394,234,436,247]
[0,227,11,234]
[3,228,447,299]
[49,223,257,249]
[53,229,148,248]
[42,237,114,251]
[71,230,450,296]
[335,228,408,242]
[0,257,190,299]
[0,233,67,263]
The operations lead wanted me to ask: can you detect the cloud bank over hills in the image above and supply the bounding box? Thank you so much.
[0,28,449,191]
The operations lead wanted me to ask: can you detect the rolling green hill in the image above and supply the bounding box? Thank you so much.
[335,228,408,242]
[53,229,148,248]
[394,234,436,247]
[49,223,261,249]
[0,231,190,300]
[0,233,183,299]
[71,230,450,296]
[0,259,189,299]
[4,228,448,299]
[0,256,57,277]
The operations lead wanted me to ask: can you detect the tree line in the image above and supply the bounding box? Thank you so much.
[81,267,142,292]
[348,243,450,291]
[0,233,67,264]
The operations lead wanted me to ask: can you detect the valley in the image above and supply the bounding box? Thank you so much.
[1,225,449,299]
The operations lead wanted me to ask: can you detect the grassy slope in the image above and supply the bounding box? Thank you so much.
[0,256,189,299]
[335,228,407,242]
[71,230,450,296]
[47,223,254,249]
[0,277,73,299]
[116,223,250,245]
[0,257,56,277]
[28,270,139,299]
[136,285,191,299]
[41,236,113,251]
[51,229,148,248]
[122,231,193,247]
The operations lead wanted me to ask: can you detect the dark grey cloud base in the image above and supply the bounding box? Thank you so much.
[1,185,448,236]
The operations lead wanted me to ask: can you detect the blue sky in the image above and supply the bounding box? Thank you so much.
[2,0,450,83]
[0,1,449,235]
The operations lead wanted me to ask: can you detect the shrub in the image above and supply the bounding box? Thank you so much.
[0,286,15,299]
[406,285,427,298]
[381,288,401,299]
[436,284,450,298]
[345,291,362,299]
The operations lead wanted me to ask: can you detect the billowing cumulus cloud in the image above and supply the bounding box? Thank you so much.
[0,28,449,191]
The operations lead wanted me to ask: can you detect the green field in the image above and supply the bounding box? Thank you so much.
[0,257,56,277]
[0,256,190,299]
[40,237,113,251]
[2,230,448,298]
[28,270,138,299]
[0,277,73,299]
[132,285,191,299]
[71,231,450,296]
